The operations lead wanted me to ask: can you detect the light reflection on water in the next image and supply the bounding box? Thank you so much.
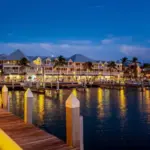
[3,87,150,150]
[119,89,126,118]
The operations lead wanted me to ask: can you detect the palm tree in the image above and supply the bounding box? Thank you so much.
[19,57,29,66]
[142,63,150,70]
[84,61,93,72]
[121,57,128,70]
[130,57,139,78]
[107,61,117,76]
[127,65,135,79]
[53,55,67,80]
[132,57,138,64]
[19,57,29,76]
[84,61,93,82]
[121,57,128,79]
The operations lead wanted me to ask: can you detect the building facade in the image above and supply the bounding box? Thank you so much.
[0,50,125,82]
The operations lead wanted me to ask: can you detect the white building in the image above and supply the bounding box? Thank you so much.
[0,50,123,82]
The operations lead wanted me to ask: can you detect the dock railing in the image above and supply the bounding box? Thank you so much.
[0,85,83,150]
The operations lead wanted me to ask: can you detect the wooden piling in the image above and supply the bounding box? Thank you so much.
[80,116,84,150]
[29,81,32,88]
[36,82,40,89]
[12,81,14,90]
[66,93,81,148]
[2,85,8,109]
[57,80,59,90]
[43,82,45,88]
[24,88,33,124]
[8,96,10,112]
[51,82,53,89]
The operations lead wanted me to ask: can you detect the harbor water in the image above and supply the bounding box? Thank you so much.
[4,87,150,150]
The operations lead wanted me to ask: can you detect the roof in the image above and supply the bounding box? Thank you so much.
[68,54,96,62]
[29,56,41,61]
[0,54,7,60]
[116,60,121,63]
[28,56,56,61]
[27,56,35,61]
[42,57,51,61]
[7,49,29,61]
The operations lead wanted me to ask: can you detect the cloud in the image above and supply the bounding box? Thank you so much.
[101,39,114,44]
[1,42,102,58]
[60,40,92,45]
[101,36,132,45]
[39,43,52,50]
[0,37,150,61]
[120,45,150,59]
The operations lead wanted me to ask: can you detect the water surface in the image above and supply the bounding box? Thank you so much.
[6,88,150,150]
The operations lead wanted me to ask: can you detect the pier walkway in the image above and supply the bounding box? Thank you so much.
[0,109,79,150]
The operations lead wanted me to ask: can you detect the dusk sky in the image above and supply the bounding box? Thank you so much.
[0,0,150,61]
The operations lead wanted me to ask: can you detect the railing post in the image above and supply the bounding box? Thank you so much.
[36,81,40,89]
[51,81,53,89]
[29,81,32,88]
[57,80,59,90]
[43,82,45,88]
[24,88,33,124]
[66,93,84,149]
[12,81,14,90]
[80,116,84,150]
[2,85,8,109]
[8,96,10,112]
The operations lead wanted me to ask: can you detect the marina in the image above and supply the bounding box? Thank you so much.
[1,87,150,150]
[0,109,79,150]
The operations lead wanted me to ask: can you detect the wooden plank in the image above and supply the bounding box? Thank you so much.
[0,109,79,150]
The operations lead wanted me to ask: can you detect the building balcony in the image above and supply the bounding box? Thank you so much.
[75,65,81,68]
[2,68,123,77]
[67,65,74,68]
[101,72,122,76]
[4,70,20,74]
[44,71,100,75]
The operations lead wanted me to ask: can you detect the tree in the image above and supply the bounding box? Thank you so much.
[130,57,140,78]
[143,63,150,69]
[107,61,117,76]
[121,57,128,79]
[121,57,128,70]
[53,55,67,80]
[20,57,29,66]
[84,61,93,72]
[128,65,135,79]
[84,61,93,82]
[19,57,29,76]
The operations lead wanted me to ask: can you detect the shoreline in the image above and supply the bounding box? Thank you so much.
[0,81,149,91]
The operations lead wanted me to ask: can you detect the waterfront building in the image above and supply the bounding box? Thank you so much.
[0,49,126,82]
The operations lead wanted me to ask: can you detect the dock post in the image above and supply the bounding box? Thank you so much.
[2,85,8,109]
[141,80,145,92]
[80,116,84,150]
[8,96,10,112]
[66,93,83,149]
[24,88,33,124]
[36,82,40,89]
[51,82,53,89]
[43,82,45,88]
[12,81,14,90]
[29,81,32,88]
[57,80,59,90]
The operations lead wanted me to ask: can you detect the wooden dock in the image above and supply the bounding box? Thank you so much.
[0,109,79,150]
